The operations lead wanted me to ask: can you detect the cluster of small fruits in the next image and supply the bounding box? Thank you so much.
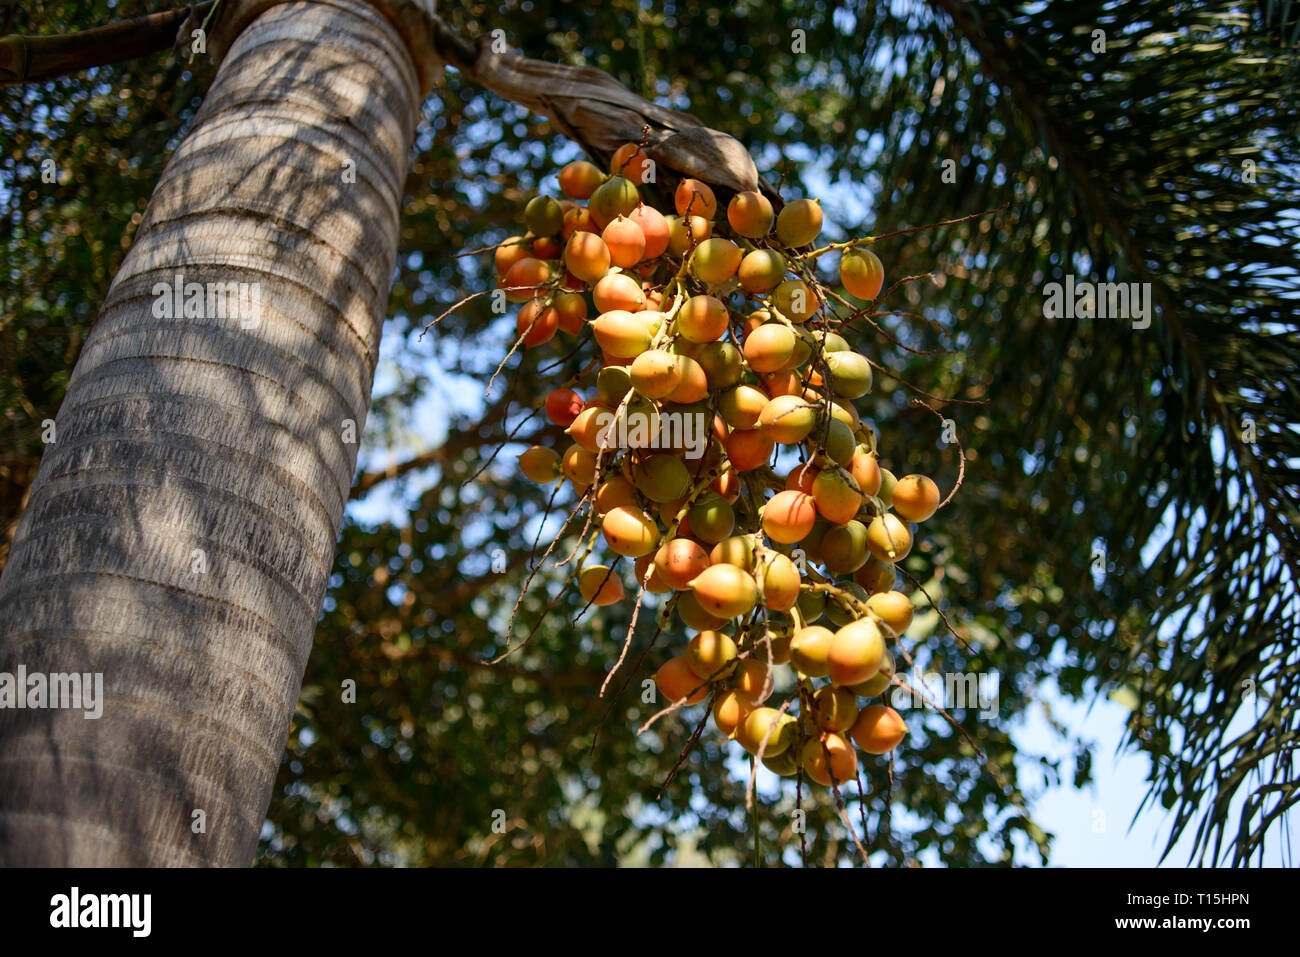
[500,142,945,789]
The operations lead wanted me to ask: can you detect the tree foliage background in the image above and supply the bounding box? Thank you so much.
[1,0,1296,866]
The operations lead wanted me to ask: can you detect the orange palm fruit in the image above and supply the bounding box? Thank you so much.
[654,654,708,705]
[564,231,611,282]
[801,733,857,786]
[558,160,605,200]
[726,428,775,472]
[690,563,758,619]
[578,564,624,605]
[891,474,941,522]
[654,538,711,591]
[840,248,884,300]
[866,514,913,562]
[675,178,717,219]
[763,490,817,543]
[850,704,908,754]
[601,505,659,557]
[826,618,885,686]
[627,203,670,258]
[727,190,774,238]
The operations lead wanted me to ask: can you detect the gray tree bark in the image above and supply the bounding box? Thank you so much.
[0,0,425,865]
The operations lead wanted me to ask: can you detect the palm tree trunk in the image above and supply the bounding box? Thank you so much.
[0,0,423,865]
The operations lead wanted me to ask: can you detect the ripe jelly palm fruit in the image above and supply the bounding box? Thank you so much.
[654,538,711,591]
[850,704,909,754]
[690,237,743,284]
[892,474,941,523]
[564,231,611,282]
[627,203,670,258]
[801,733,857,787]
[734,658,771,699]
[825,351,873,399]
[812,467,864,524]
[629,349,683,400]
[866,590,914,637]
[567,405,611,453]
[677,294,729,343]
[760,552,801,612]
[518,445,562,484]
[744,323,797,373]
[814,685,861,733]
[820,519,870,574]
[634,553,672,594]
[602,215,646,267]
[633,454,690,503]
[738,708,796,756]
[558,160,605,199]
[840,248,885,300]
[763,490,817,544]
[610,142,653,182]
[866,513,912,562]
[654,654,708,705]
[727,190,774,238]
[544,388,584,426]
[687,492,735,543]
[589,175,641,228]
[592,271,646,313]
[591,310,654,358]
[666,355,709,404]
[690,563,758,619]
[713,689,757,738]
[737,249,786,293]
[719,385,769,430]
[827,617,886,686]
[674,178,717,219]
[710,535,754,570]
[725,428,775,472]
[563,206,598,238]
[553,291,588,334]
[495,236,532,277]
[687,630,739,679]
[503,257,550,302]
[516,300,558,347]
[786,463,819,494]
[775,197,823,247]
[850,652,894,697]
[849,446,883,496]
[601,505,659,557]
[667,215,712,255]
[759,394,819,444]
[595,474,638,515]
[578,564,624,605]
[772,278,817,323]
[525,195,565,237]
[789,625,834,678]
[561,444,596,486]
